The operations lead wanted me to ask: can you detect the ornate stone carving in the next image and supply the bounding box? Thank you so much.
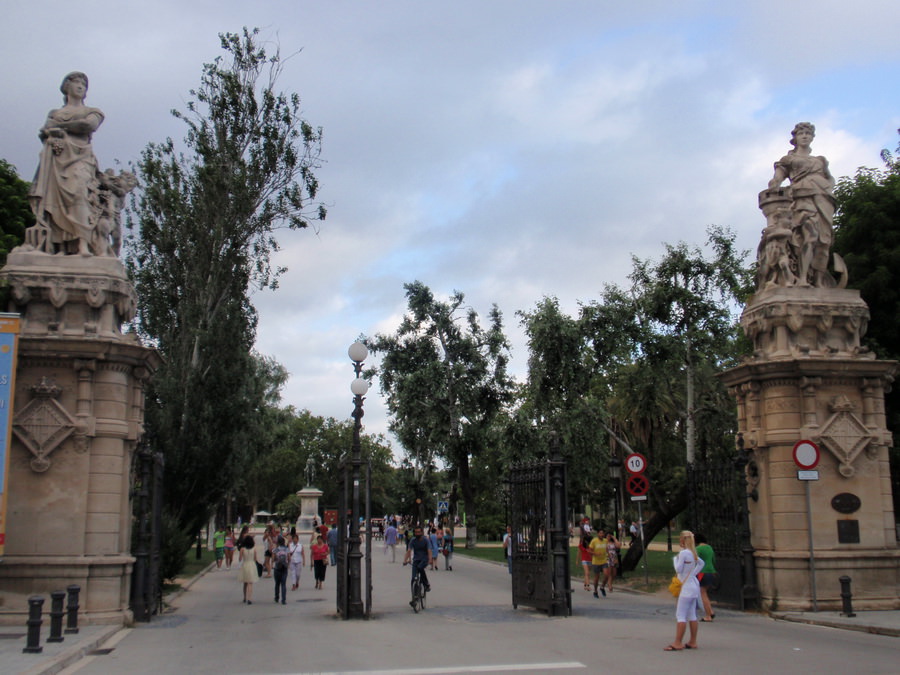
[12,378,78,472]
[815,396,874,478]
[741,286,871,360]
[1,252,137,339]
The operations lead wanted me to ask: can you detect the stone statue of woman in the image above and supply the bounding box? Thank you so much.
[28,72,104,256]
[768,122,837,287]
[26,72,135,259]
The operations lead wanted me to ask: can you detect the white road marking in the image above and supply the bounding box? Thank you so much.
[265,663,586,675]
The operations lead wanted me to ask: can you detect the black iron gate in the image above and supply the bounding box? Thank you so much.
[507,455,571,616]
[130,442,163,622]
[687,455,758,610]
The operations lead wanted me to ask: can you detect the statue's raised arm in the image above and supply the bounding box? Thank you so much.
[25,72,134,258]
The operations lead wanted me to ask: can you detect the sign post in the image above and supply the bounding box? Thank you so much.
[0,314,20,560]
[793,440,820,612]
[625,453,650,586]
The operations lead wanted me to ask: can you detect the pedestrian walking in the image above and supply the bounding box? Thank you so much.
[384,520,399,563]
[603,531,621,593]
[311,534,329,590]
[695,533,718,621]
[238,534,259,605]
[664,530,705,651]
[327,523,339,566]
[288,533,305,591]
[442,529,454,571]
[263,523,277,577]
[502,525,513,574]
[578,533,592,591]
[272,535,289,604]
[429,528,440,571]
[223,527,236,570]
[589,528,608,598]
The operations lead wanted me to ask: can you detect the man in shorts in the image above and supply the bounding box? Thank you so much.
[589,528,608,597]
[213,528,226,569]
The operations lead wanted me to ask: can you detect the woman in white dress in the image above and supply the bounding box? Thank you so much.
[238,535,259,604]
[664,530,704,651]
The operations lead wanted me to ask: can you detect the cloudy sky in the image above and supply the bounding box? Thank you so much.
[4,1,900,452]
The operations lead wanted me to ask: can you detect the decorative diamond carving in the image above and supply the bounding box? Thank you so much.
[816,396,873,478]
[12,378,77,472]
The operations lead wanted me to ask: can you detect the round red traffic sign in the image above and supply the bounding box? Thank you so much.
[626,473,649,496]
[625,453,648,474]
[792,440,820,469]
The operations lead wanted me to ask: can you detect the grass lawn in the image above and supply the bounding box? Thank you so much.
[162,548,217,593]
[455,545,674,593]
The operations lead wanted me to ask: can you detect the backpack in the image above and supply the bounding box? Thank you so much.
[274,547,288,570]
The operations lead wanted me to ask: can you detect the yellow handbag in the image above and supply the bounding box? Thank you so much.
[668,575,683,598]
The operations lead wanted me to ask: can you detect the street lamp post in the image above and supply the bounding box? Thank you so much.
[347,341,369,619]
[608,456,622,538]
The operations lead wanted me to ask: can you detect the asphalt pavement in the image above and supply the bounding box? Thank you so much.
[3,541,898,675]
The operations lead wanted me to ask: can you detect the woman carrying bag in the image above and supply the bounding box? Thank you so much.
[664,530,704,651]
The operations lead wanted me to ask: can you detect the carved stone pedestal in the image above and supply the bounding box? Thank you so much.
[722,287,900,611]
[296,486,323,538]
[0,250,159,625]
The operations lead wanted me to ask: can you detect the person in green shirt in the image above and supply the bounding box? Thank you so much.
[213,528,226,569]
[695,533,717,621]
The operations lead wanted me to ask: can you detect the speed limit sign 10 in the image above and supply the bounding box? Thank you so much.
[625,453,648,474]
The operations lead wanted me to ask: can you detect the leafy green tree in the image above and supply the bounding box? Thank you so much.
[369,281,514,546]
[126,28,326,533]
[588,227,750,570]
[513,297,609,512]
[0,159,31,265]
[833,130,900,514]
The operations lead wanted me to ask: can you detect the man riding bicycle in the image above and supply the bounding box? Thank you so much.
[403,525,432,606]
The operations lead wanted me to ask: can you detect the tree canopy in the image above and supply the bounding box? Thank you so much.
[368,281,513,545]
[0,160,31,265]
[833,129,900,514]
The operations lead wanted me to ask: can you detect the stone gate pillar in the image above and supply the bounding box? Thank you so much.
[721,126,900,610]
[0,251,160,625]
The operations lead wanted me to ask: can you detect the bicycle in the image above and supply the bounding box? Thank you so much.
[404,561,427,612]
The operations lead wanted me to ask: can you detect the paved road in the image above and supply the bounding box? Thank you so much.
[60,546,898,675]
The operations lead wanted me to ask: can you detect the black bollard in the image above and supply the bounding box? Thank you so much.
[23,595,44,654]
[48,590,66,643]
[65,584,81,634]
[839,575,856,618]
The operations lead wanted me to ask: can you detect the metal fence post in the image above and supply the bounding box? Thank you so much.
[48,590,66,643]
[839,575,856,618]
[23,595,44,654]
[65,584,81,634]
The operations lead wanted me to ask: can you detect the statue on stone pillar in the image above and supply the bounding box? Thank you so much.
[304,456,316,487]
[25,72,135,258]
[764,122,841,288]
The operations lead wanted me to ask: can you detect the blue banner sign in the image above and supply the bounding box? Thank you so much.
[0,313,20,558]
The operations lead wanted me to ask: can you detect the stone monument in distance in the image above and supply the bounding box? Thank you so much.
[0,73,160,625]
[295,457,324,536]
[721,123,900,611]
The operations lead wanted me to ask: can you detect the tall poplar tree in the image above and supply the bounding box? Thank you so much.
[126,28,326,531]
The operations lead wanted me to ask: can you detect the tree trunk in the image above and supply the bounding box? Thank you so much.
[458,457,478,548]
[620,484,688,572]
